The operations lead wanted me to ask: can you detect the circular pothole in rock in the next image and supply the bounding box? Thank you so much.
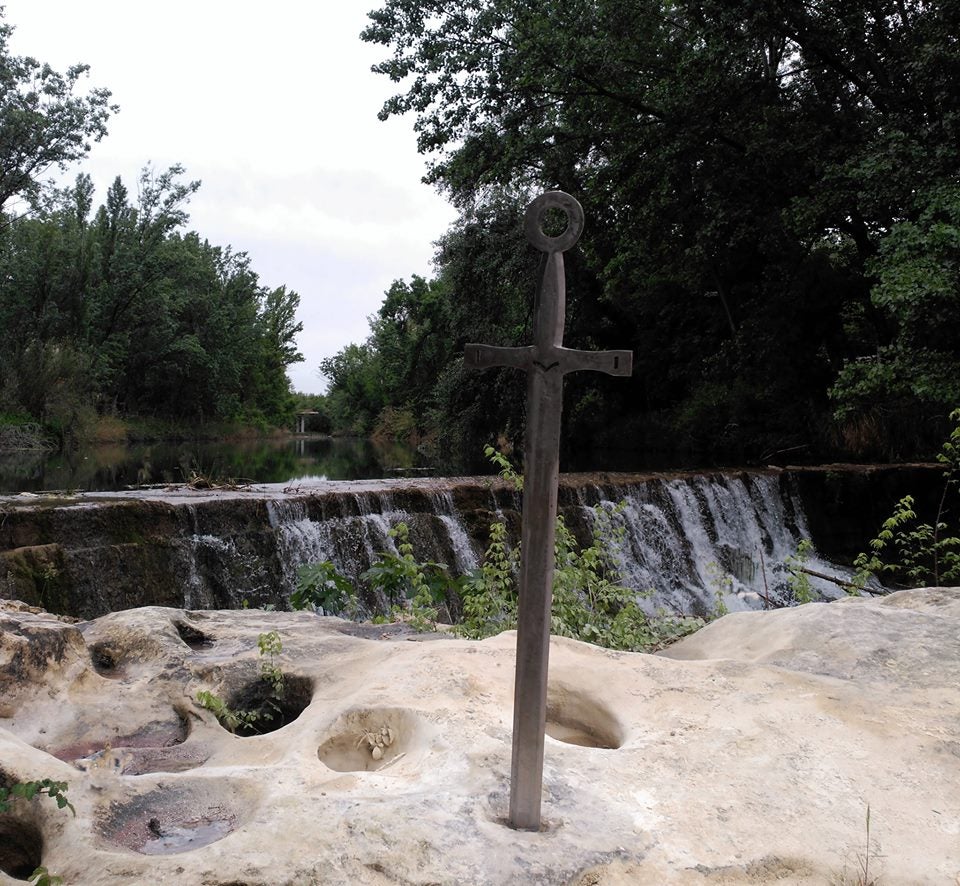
[173,620,214,649]
[216,674,313,737]
[97,781,253,856]
[51,711,193,773]
[545,685,623,749]
[89,641,123,678]
[317,707,427,772]
[0,818,43,880]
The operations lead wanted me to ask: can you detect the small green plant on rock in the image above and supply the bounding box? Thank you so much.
[195,689,260,734]
[851,408,960,591]
[832,804,882,886]
[28,866,63,886]
[458,520,520,639]
[785,539,819,603]
[0,778,72,886]
[704,561,732,616]
[362,522,457,631]
[0,778,75,816]
[257,630,284,700]
[484,442,523,491]
[196,631,285,734]
[851,493,960,591]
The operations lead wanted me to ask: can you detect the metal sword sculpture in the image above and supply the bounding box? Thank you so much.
[464,191,633,830]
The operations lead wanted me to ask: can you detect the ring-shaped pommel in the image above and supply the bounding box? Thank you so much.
[524,191,584,253]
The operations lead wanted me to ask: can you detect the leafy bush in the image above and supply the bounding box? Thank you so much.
[362,522,457,631]
[457,481,705,652]
[458,520,519,639]
[291,447,715,652]
[851,408,960,589]
[292,561,359,616]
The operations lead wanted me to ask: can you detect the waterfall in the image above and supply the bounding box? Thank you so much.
[268,498,400,599]
[428,490,480,575]
[566,472,851,615]
[267,488,482,606]
[3,468,869,620]
[261,471,848,617]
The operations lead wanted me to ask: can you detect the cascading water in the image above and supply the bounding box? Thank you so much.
[428,490,480,575]
[569,472,851,615]
[261,471,850,617]
[2,468,870,620]
[266,488,483,612]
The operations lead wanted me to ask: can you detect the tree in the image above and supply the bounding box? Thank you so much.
[85,166,202,412]
[830,184,960,456]
[0,167,304,433]
[319,342,385,436]
[369,275,457,429]
[0,11,116,214]
[362,0,960,462]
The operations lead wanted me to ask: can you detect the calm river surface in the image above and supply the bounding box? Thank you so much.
[0,436,714,494]
[0,437,443,494]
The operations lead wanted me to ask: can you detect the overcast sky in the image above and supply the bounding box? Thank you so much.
[4,0,456,393]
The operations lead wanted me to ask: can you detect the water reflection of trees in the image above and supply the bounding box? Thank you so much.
[0,451,46,487]
[0,437,435,493]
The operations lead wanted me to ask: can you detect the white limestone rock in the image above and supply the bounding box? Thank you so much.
[0,590,958,885]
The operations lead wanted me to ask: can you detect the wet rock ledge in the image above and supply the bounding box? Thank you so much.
[0,466,945,620]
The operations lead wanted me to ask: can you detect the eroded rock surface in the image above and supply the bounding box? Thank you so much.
[0,591,958,885]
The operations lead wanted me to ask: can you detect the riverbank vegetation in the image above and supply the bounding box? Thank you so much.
[291,421,960,644]
[3,4,958,468]
[0,166,304,447]
[0,13,303,450]
[317,0,960,467]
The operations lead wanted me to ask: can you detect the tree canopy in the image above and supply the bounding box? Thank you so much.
[0,14,115,214]
[0,10,304,440]
[0,168,304,438]
[319,0,960,463]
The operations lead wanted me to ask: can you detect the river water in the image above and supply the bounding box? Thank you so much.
[0,435,707,494]
[0,437,441,494]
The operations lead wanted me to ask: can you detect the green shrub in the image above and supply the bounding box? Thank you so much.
[292,561,359,616]
[457,490,705,652]
[291,447,715,651]
[362,522,458,631]
[851,408,960,590]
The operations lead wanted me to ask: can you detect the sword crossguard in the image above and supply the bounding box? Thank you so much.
[465,191,633,384]
[464,343,534,371]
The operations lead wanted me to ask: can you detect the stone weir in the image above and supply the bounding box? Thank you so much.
[0,465,945,620]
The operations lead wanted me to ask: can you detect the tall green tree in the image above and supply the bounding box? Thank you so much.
[0,10,302,437]
[0,168,304,433]
[0,11,115,213]
[319,342,384,436]
[830,183,960,455]
[361,0,960,461]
